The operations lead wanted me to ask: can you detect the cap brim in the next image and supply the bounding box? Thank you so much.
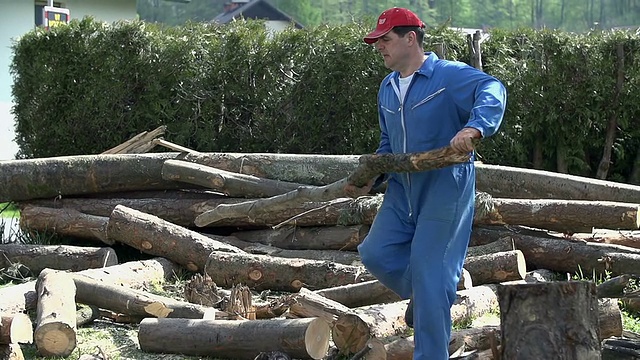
[363,28,392,44]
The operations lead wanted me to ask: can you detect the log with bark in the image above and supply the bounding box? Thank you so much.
[498,281,601,359]
[101,125,166,154]
[601,337,640,359]
[0,244,117,275]
[195,145,472,226]
[72,273,221,320]
[0,343,24,360]
[240,243,362,266]
[474,198,640,233]
[463,250,526,285]
[0,314,32,345]
[0,257,179,314]
[34,268,77,357]
[470,226,640,276]
[138,317,331,360]
[23,193,379,228]
[570,230,640,250]
[162,159,305,198]
[19,205,111,245]
[286,287,353,325]
[230,225,370,251]
[107,205,243,272]
[204,251,374,292]
[314,280,401,308]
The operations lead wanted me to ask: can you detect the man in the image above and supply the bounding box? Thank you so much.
[345,7,507,359]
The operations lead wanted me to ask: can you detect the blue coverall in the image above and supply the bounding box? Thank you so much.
[357,52,507,359]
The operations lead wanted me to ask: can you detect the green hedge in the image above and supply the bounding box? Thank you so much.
[10,18,640,183]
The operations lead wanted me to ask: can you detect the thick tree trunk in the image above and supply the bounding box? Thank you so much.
[195,146,470,226]
[463,250,527,285]
[0,343,24,360]
[161,159,305,198]
[204,251,374,292]
[476,163,640,203]
[498,282,600,359]
[107,205,243,272]
[138,317,331,360]
[0,257,179,314]
[72,273,219,320]
[470,226,640,276]
[475,198,640,233]
[0,314,32,345]
[19,206,111,245]
[230,225,369,251]
[34,269,77,357]
[0,244,117,275]
[23,193,379,228]
[314,280,401,308]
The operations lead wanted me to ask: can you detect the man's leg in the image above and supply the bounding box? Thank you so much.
[357,203,415,299]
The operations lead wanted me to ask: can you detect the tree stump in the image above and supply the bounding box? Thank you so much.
[497,281,600,359]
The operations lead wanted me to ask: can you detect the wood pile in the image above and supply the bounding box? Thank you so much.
[1,134,640,359]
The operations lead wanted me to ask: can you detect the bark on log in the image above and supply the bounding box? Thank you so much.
[162,159,305,198]
[34,268,77,357]
[204,251,374,292]
[286,287,353,325]
[72,273,218,319]
[0,257,179,314]
[0,314,32,345]
[23,193,379,228]
[476,163,640,203]
[471,226,640,276]
[498,281,600,359]
[0,244,117,275]
[475,198,640,233]
[107,205,243,272]
[195,146,471,226]
[463,250,527,285]
[75,304,100,328]
[241,244,362,266]
[0,343,24,360]
[571,230,640,250]
[230,225,370,251]
[466,236,514,257]
[599,298,624,339]
[138,317,331,360]
[602,337,640,359]
[19,206,111,245]
[332,301,408,354]
[314,280,401,308]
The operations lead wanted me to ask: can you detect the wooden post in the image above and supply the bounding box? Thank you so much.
[498,281,600,359]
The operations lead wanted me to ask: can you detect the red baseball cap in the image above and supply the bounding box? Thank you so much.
[364,7,425,44]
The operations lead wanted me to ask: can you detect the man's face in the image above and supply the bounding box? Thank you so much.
[375,31,412,71]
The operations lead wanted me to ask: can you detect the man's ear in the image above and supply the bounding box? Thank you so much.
[407,31,417,45]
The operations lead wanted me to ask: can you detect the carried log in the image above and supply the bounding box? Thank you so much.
[34,268,77,357]
[19,206,111,245]
[471,226,640,276]
[107,205,243,272]
[0,314,32,345]
[474,198,640,233]
[195,145,471,226]
[0,244,117,275]
[72,273,219,319]
[0,257,179,314]
[162,159,305,198]
[204,251,374,292]
[497,281,600,359]
[138,317,331,360]
[24,193,378,228]
[314,280,401,308]
[230,225,370,251]
[463,250,526,285]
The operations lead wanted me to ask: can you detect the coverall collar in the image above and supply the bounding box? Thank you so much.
[383,52,439,86]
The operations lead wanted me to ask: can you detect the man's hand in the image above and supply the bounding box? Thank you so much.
[343,178,375,198]
[450,127,482,153]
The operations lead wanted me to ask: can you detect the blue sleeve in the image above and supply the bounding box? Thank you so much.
[446,63,507,138]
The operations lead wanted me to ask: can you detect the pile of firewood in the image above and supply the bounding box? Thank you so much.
[1,134,640,359]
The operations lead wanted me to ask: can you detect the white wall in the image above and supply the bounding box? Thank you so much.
[0,0,137,160]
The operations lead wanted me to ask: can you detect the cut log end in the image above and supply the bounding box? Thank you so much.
[1,313,34,344]
[304,318,331,360]
[34,324,76,357]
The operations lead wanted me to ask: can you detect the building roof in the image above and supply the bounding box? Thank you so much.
[213,0,303,29]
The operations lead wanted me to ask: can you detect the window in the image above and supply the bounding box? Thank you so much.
[35,1,64,27]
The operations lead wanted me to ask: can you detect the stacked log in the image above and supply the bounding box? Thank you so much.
[1,145,640,359]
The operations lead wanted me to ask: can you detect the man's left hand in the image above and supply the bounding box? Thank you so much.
[450,127,482,153]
